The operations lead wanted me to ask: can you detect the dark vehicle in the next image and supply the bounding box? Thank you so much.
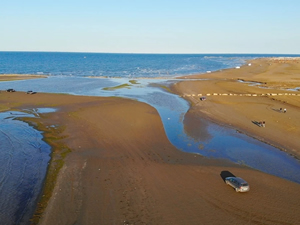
[225,177,250,192]
[6,89,16,92]
[200,96,206,101]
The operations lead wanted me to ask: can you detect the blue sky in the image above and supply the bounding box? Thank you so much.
[1,0,299,54]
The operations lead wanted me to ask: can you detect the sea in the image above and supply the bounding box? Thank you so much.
[1,51,299,78]
[0,52,300,224]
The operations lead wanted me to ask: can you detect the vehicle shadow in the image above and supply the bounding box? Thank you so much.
[272,108,282,113]
[252,120,262,127]
[220,171,236,183]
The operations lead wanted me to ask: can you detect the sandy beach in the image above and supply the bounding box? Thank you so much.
[1,58,300,225]
[173,57,300,159]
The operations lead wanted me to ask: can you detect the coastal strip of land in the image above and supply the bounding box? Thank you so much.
[0,74,46,81]
[172,57,300,159]
[1,72,299,225]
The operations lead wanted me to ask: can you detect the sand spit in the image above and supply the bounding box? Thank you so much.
[172,57,300,159]
[0,74,46,81]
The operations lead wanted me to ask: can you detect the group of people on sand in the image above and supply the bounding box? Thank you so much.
[258,121,266,127]
[280,108,287,113]
[258,107,287,128]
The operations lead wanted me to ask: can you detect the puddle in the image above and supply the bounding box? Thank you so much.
[287,87,300,92]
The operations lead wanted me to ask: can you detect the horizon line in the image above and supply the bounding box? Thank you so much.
[1,50,300,56]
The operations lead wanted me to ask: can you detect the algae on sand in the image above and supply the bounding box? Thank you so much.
[102,83,132,91]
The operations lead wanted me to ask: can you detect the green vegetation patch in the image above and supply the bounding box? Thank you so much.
[158,84,172,92]
[21,116,71,225]
[102,83,132,90]
[129,79,140,84]
[0,105,11,112]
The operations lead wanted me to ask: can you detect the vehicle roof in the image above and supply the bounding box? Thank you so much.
[226,177,248,183]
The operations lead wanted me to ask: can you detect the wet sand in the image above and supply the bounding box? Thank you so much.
[1,58,300,225]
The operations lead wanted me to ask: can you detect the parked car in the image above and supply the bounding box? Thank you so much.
[225,177,250,192]
[6,88,16,92]
[27,90,37,94]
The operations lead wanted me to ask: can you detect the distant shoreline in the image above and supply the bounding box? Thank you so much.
[0,74,47,81]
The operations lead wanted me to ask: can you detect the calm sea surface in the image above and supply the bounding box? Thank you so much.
[1,52,299,78]
[0,52,300,224]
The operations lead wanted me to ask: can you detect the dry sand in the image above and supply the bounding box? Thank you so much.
[0,58,299,225]
[173,57,300,159]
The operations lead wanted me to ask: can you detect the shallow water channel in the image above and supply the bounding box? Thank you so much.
[132,83,300,183]
[0,109,54,224]
[0,77,299,224]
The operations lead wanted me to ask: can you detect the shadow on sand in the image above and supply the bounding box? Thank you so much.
[252,120,264,127]
[272,108,282,113]
[220,171,236,183]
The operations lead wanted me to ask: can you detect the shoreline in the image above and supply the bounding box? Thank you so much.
[171,57,300,159]
[0,57,300,224]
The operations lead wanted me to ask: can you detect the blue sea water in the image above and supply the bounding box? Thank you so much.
[1,51,299,78]
[0,52,300,224]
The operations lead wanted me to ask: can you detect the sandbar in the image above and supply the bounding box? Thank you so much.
[0,74,46,81]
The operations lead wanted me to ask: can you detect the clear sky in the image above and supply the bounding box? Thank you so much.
[1,0,300,54]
